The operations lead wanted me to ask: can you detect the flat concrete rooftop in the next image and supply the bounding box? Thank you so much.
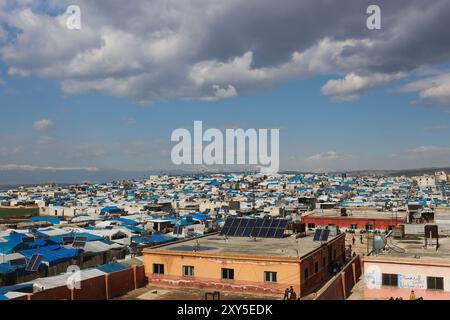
[151,232,340,259]
[304,209,407,220]
[369,233,450,260]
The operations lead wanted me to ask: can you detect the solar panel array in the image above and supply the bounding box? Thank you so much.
[312,229,330,242]
[25,254,43,272]
[220,217,288,238]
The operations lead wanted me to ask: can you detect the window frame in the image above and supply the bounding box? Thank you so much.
[182,265,194,277]
[381,273,398,287]
[427,276,444,290]
[153,263,164,275]
[221,268,234,280]
[264,271,277,283]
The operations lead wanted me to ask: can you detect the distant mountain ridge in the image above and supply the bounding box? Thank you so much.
[1,166,449,186]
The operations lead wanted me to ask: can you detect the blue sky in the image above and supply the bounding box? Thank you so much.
[1,0,450,173]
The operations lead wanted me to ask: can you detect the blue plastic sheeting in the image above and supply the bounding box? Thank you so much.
[0,231,47,254]
[100,206,123,214]
[335,185,353,191]
[31,217,61,225]
[48,232,103,244]
[177,219,195,226]
[0,263,15,275]
[0,294,7,300]
[184,213,211,221]
[122,224,145,234]
[132,233,175,244]
[112,217,139,225]
[97,263,128,273]
[20,245,78,266]
[161,216,177,223]
[0,283,34,294]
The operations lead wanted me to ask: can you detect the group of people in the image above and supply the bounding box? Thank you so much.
[388,290,423,301]
[283,286,298,300]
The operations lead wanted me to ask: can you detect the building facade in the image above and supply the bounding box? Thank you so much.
[143,233,346,297]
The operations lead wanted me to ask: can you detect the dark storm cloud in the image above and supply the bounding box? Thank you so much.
[0,0,449,104]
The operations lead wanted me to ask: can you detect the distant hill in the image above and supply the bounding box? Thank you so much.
[1,166,450,186]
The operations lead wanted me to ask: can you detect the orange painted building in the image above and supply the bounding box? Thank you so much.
[143,232,346,297]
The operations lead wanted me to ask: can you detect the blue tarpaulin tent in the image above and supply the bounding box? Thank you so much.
[31,217,61,225]
[132,233,175,244]
[184,213,211,221]
[48,232,104,244]
[0,263,15,275]
[0,231,47,254]
[100,206,123,214]
[19,245,78,266]
[112,217,139,225]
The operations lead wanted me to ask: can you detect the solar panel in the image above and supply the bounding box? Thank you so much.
[267,227,277,238]
[274,228,284,238]
[25,254,43,272]
[278,220,288,229]
[320,229,330,242]
[73,236,88,248]
[221,226,230,235]
[221,217,288,238]
[254,219,264,228]
[9,258,27,266]
[21,237,34,244]
[243,227,252,237]
[262,219,271,228]
[313,229,323,241]
[235,227,245,237]
[246,219,256,228]
[63,236,74,244]
[259,228,270,238]
[231,218,240,228]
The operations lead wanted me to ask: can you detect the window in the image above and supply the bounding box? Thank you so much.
[307,223,315,229]
[427,277,444,290]
[304,268,309,279]
[153,264,164,275]
[382,273,398,287]
[322,257,326,267]
[222,268,234,280]
[387,225,394,231]
[264,271,277,283]
[366,224,374,231]
[315,261,319,273]
[350,224,358,230]
[183,265,194,277]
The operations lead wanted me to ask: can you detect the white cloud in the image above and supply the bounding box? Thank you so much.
[406,145,450,154]
[199,84,237,101]
[0,0,449,105]
[307,151,352,161]
[423,124,448,132]
[33,119,54,131]
[321,73,405,101]
[399,73,450,106]
[0,164,98,171]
